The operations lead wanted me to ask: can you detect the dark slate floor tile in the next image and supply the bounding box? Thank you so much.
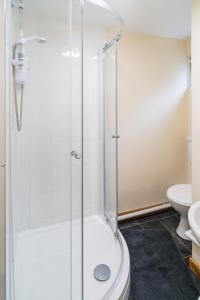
[140,220,167,230]
[123,228,199,300]
[172,235,191,259]
[120,209,200,299]
[119,219,140,229]
[177,236,192,252]
[169,208,178,215]
[160,214,180,235]
[184,257,200,293]
[120,224,143,233]
[191,273,200,293]
[190,272,200,293]
[184,257,189,266]
[137,209,177,224]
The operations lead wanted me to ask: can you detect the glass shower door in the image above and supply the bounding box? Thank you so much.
[8,0,83,299]
[70,0,83,299]
[103,40,119,236]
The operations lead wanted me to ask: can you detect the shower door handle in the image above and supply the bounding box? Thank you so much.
[112,135,120,139]
[71,150,81,159]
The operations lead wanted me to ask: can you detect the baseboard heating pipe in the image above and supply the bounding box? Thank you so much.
[118,203,171,222]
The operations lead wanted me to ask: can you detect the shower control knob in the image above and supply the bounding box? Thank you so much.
[71,151,81,159]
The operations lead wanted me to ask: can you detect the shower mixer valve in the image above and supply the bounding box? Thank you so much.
[12,36,47,85]
[12,43,29,85]
[12,36,46,131]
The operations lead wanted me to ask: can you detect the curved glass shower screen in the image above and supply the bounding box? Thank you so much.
[103,39,118,236]
[82,1,123,300]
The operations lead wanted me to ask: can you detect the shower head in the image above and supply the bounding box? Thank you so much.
[16,36,47,45]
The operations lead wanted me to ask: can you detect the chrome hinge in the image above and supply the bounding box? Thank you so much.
[11,0,24,9]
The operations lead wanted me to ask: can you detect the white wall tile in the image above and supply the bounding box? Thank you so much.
[11,19,106,230]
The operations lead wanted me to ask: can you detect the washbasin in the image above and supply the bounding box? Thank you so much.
[188,201,200,245]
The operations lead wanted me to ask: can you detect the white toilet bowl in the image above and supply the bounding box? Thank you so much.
[167,184,192,240]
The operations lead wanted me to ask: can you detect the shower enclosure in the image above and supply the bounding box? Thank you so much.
[5,0,130,299]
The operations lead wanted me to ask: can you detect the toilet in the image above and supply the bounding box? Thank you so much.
[166,137,192,240]
[167,184,192,240]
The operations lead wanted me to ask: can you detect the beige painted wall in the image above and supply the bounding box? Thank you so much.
[192,0,200,263]
[114,31,189,213]
[0,0,5,297]
[186,38,192,183]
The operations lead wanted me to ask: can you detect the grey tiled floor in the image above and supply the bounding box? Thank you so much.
[119,208,200,292]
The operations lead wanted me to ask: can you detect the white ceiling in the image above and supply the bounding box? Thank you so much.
[108,0,192,39]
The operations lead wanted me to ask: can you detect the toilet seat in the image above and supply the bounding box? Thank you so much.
[167,184,192,206]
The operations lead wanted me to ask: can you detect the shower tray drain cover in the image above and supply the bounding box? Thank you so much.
[94,264,111,281]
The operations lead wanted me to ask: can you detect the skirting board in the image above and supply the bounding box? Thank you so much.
[118,203,171,222]
[189,257,200,279]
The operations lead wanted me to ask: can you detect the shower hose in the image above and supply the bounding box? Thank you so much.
[13,67,24,132]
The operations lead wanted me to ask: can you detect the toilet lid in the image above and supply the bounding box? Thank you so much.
[167,184,192,206]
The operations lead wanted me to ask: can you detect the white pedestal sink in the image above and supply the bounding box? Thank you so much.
[188,202,200,300]
[188,201,200,245]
